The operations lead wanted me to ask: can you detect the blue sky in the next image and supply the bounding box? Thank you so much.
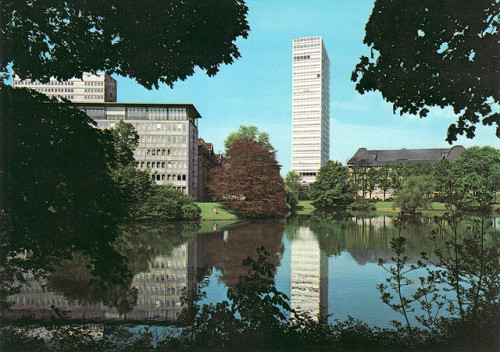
[115,0,498,173]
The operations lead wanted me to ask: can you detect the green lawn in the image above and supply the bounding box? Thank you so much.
[295,200,315,215]
[374,201,449,215]
[296,200,451,216]
[197,202,239,221]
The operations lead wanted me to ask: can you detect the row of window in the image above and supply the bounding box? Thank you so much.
[293,150,320,154]
[293,103,322,108]
[293,43,321,49]
[292,135,321,140]
[84,95,103,100]
[137,286,182,295]
[293,55,311,61]
[293,110,321,114]
[152,256,187,269]
[292,83,321,89]
[293,77,320,82]
[135,273,186,282]
[13,296,71,308]
[15,80,75,86]
[293,97,321,101]
[294,37,321,43]
[84,81,104,86]
[293,71,321,77]
[150,174,187,182]
[293,64,321,69]
[36,87,74,93]
[87,107,189,121]
[84,88,104,93]
[137,160,188,169]
[135,123,187,132]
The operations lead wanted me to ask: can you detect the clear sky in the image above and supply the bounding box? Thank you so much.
[115,0,498,174]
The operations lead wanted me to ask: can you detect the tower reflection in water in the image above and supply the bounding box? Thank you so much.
[290,226,328,322]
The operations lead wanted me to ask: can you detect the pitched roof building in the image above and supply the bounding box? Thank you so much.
[347,146,465,168]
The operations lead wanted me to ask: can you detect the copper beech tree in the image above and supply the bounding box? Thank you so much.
[208,138,286,217]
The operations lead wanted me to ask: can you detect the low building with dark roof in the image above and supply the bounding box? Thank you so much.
[347,146,465,168]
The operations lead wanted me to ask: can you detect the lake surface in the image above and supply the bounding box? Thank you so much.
[4,214,499,328]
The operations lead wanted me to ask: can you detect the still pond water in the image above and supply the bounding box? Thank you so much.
[5,214,499,328]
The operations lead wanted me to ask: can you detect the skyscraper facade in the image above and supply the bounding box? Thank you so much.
[292,36,330,184]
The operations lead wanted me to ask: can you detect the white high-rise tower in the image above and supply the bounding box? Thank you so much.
[292,36,330,184]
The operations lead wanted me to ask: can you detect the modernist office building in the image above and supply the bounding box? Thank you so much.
[292,36,330,184]
[13,72,117,102]
[77,103,201,199]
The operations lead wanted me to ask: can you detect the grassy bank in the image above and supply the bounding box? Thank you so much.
[295,200,315,215]
[374,201,449,215]
[296,200,451,216]
[197,202,239,221]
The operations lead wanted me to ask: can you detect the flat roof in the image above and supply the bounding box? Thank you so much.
[75,102,202,119]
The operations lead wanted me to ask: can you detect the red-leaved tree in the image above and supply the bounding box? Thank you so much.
[208,138,286,217]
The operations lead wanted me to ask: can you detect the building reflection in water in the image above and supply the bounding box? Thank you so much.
[290,226,328,321]
[122,245,188,321]
[5,232,223,322]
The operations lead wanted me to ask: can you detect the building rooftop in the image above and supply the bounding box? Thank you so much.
[76,102,202,119]
[347,146,465,167]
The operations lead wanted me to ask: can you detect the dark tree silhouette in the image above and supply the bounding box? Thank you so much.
[0,86,129,284]
[2,0,250,89]
[352,0,499,142]
[208,138,286,217]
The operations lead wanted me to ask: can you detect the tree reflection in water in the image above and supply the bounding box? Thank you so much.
[205,220,285,288]
[3,214,497,325]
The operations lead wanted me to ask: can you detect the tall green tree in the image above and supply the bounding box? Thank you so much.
[309,161,352,209]
[349,166,367,198]
[394,174,436,215]
[2,0,250,88]
[366,168,379,198]
[452,146,500,211]
[284,171,301,208]
[224,125,274,152]
[107,121,156,218]
[352,0,500,142]
[433,159,455,205]
[109,120,140,167]
[378,166,391,201]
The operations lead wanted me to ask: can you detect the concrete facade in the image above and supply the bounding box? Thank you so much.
[292,36,330,185]
[77,102,201,199]
[13,72,117,102]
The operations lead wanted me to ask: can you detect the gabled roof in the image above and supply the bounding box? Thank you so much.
[347,146,465,167]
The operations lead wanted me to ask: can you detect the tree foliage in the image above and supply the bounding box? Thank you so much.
[309,160,352,209]
[224,125,274,152]
[0,84,129,283]
[2,0,250,89]
[352,0,500,142]
[394,174,435,215]
[208,138,286,217]
[133,185,201,222]
[284,171,301,208]
[109,120,140,167]
[452,146,500,211]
